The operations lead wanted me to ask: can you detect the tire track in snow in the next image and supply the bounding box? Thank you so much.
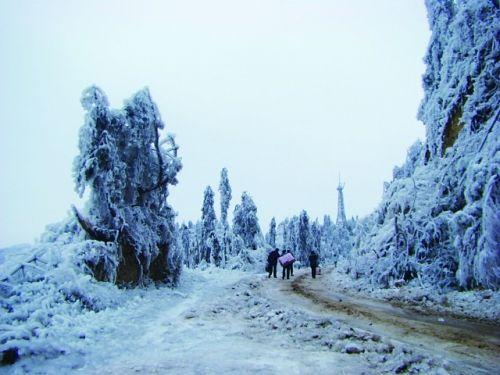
[282,269,500,374]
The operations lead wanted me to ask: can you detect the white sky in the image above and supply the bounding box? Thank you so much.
[0,0,430,247]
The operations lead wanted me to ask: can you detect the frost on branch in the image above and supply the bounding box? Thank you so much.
[73,86,182,285]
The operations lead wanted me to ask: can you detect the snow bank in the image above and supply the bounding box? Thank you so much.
[327,268,500,322]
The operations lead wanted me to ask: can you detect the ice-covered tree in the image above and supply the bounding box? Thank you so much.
[310,220,321,255]
[350,0,500,290]
[180,223,194,268]
[479,175,500,288]
[219,167,232,225]
[297,210,311,264]
[218,167,232,266]
[267,217,277,248]
[201,186,217,263]
[276,218,288,249]
[320,215,335,263]
[233,192,261,249]
[287,216,300,255]
[332,225,351,259]
[193,221,203,265]
[72,86,182,285]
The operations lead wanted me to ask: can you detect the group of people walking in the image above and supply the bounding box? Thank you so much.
[266,248,319,279]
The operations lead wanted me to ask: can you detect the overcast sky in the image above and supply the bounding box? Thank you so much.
[0,0,430,248]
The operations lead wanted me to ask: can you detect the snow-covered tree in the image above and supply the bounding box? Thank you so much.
[180,223,195,268]
[219,167,232,225]
[233,192,261,249]
[297,210,311,264]
[288,216,300,255]
[332,225,351,259]
[218,168,232,266]
[201,186,217,263]
[479,175,500,288]
[350,0,500,290]
[72,86,182,285]
[320,215,335,263]
[276,218,288,249]
[310,220,321,256]
[267,217,277,248]
[209,232,222,267]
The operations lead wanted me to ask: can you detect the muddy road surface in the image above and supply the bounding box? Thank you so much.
[261,269,500,374]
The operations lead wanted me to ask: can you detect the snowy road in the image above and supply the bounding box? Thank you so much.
[92,269,370,375]
[5,268,499,374]
[262,269,500,374]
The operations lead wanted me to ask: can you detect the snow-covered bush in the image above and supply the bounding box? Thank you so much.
[225,237,268,272]
[0,218,125,362]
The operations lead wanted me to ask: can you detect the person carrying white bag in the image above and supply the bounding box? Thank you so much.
[278,250,295,280]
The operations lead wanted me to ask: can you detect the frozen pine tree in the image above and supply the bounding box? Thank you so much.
[332,225,351,259]
[210,232,222,267]
[201,186,217,264]
[233,192,261,249]
[219,167,232,225]
[320,215,335,263]
[218,167,232,266]
[72,86,182,285]
[310,220,322,258]
[267,217,277,248]
[180,223,194,268]
[288,216,300,256]
[297,210,311,265]
[276,218,289,249]
[193,221,203,265]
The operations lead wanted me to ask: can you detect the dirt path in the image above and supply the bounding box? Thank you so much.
[8,268,497,374]
[261,269,500,374]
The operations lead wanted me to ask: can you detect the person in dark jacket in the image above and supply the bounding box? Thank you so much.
[267,248,280,278]
[309,251,319,279]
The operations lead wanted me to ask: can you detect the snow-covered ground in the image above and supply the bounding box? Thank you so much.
[5,265,488,374]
